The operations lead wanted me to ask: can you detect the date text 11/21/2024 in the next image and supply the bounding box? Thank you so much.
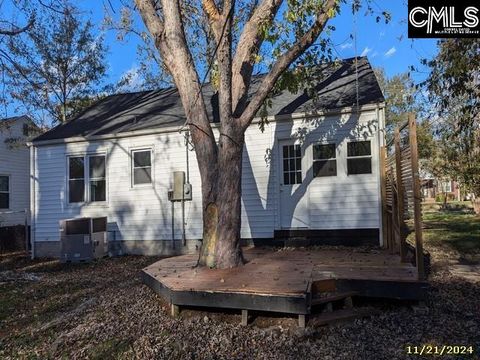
[406,345,475,356]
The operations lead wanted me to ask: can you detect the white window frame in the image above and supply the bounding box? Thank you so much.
[131,147,154,188]
[0,174,10,210]
[281,143,302,185]
[312,142,337,178]
[440,180,452,193]
[66,153,108,205]
[87,154,108,203]
[67,156,86,204]
[346,140,373,176]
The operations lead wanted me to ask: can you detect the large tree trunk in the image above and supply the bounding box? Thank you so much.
[198,125,245,268]
[135,0,338,269]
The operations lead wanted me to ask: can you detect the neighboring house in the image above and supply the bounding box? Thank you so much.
[419,167,461,202]
[30,57,386,258]
[0,116,38,241]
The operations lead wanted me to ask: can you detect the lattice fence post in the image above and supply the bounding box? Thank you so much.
[408,114,425,280]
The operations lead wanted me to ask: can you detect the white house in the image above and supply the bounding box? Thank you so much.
[30,57,386,258]
[0,116,37,234]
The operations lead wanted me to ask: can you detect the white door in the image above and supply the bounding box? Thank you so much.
[278,140,309,228]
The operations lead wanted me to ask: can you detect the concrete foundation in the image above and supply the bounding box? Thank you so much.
[34,239,202,258]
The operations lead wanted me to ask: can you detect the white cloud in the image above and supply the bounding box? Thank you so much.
[384,47,397,58]
[340,42,353,50]
[371,51,379,58]
[360,47,371,57]
[117,65,143,93]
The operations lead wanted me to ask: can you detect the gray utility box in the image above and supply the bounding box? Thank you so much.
[59,217,108,263]
[168,171,192,201]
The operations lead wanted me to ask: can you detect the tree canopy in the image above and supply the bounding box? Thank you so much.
[421,39,480,196]
[3,1,108,124]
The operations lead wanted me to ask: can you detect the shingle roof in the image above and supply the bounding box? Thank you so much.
[33,57,384,143]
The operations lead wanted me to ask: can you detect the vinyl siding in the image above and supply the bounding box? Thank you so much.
[0,119,30,226]
[33,107,383,245]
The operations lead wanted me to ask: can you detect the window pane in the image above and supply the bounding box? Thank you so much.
[347,158,372,175]
[289,172,296,185]
[313,160,337,177]
[0,193,8,209]
[296,172,302,184]
[289,145,294,158]
[134,167,152,185]
[313,144,335,160]
[347,141,371,157]
[89,156,105,178]
[69,157,84,179]
[283,173,289,185]
[133,150,151,168]
[283,146,288,158]
[295,145,301,157]
[0,176,8,192]
[290,159,296,171]
[283,159,288,172]
[90,180,106,202]
[69,179,84,202]
[295,158,301,171]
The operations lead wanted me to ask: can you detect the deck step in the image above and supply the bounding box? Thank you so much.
[310,291,358,306]
[309,307,380,326]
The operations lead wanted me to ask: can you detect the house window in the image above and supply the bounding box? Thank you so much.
[313,143,337,177]
[0,175,9,209]
[282,144,302,185]
[347,140,372,175]
[440,181,452,193]
[132,149,152,186]
[89,156,106,202]
[68,155,107,204]
[68,157,85,203]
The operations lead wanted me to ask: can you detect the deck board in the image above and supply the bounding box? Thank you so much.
[143,247,427,314]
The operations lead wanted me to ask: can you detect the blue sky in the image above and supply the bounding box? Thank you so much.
[328,1,438,80]
[4,0,439,92]
[77,0,439,87]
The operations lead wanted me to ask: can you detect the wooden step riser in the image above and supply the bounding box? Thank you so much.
[310,294,356,306]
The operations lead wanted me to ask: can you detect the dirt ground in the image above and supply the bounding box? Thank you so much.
[0,209,479,359]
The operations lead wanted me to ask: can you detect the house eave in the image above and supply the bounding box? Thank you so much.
[28,102,385,147]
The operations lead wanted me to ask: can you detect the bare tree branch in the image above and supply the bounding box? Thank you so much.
[38,0,65,15]
[0,16,34,36]
[134,0,164,47]
[239,0,338,130]
[203,0,221,22]
[231,0,282,114]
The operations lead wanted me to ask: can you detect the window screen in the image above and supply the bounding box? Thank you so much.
[89,156,106,202]
[282,145,302,185]
[347,141,372,175]
[68,157,85,203]
[313,143,337,177]
[132,150,152,185]
[0,175,9,209]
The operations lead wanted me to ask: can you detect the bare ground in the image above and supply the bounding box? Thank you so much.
[1,210,479,359]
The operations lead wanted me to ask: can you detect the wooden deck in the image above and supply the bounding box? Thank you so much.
[142,247,429,322]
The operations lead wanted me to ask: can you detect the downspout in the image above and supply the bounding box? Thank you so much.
[183,132,190,246]
[29,144,36,259]
[376,104,386,247]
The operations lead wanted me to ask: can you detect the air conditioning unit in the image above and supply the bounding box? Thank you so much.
[59,217,108,263]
